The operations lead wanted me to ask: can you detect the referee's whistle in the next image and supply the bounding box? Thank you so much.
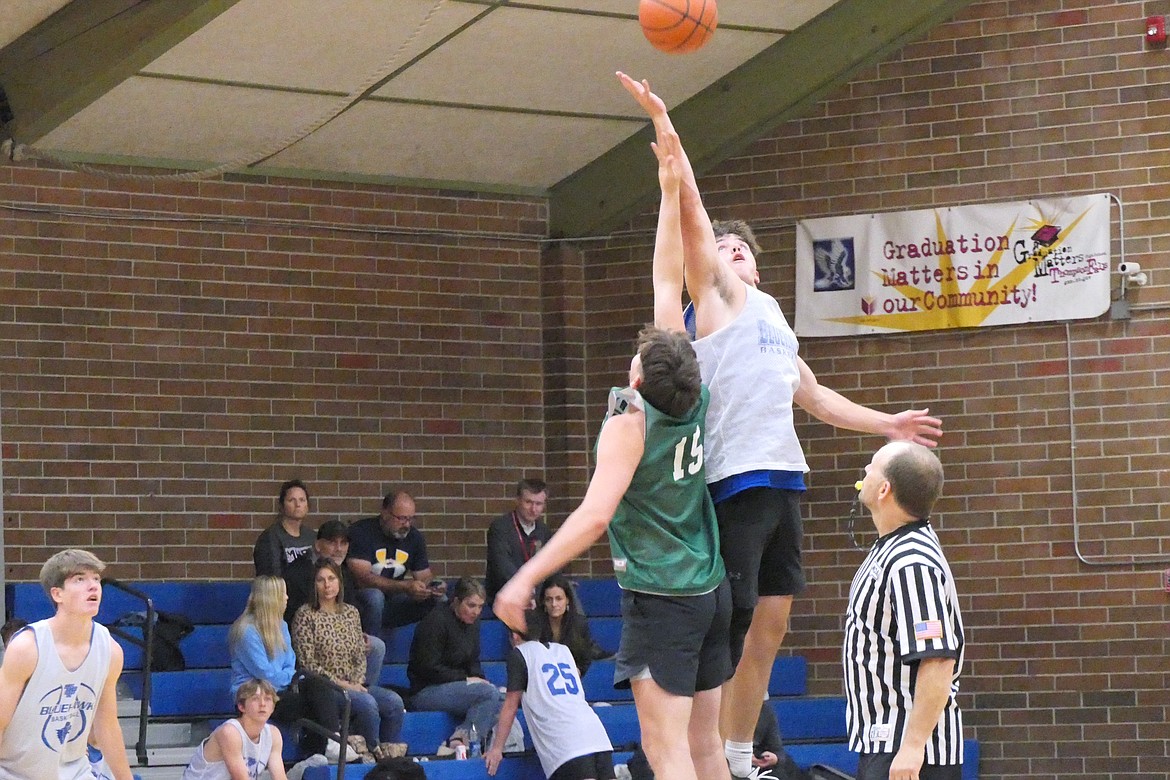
[854,480,864,491]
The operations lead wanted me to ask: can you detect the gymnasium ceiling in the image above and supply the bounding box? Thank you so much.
[0,0,971,238]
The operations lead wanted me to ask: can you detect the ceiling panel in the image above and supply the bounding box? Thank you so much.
[1,0,975,235]
[0,1,73,49]
[267,102,642,191]
[141,0,483,92]
[37,77,338,165]
[372,6,779,113]
[522,0,838,30]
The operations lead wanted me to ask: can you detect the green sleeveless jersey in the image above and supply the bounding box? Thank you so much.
[603,386,725,596]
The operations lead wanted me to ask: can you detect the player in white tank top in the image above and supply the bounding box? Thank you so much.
[0,550,132,780]
[183,678,287,780]
[486,635,613,779]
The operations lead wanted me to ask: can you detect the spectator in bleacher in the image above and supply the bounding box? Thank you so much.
[229,575,343,759]
[291,559,407,758]
[253,479,317,577]
[347,490,447,635]
[283,520,386,686]
[182,678,288,780]
[406,577,503,754]
[536,575,602,676]
[0,618,25,646]
[751,698,808,780]
[485,613,615,780]
[0,618,27,667]
[485,478,555,603]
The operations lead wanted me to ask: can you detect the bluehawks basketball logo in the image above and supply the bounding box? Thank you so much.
[244,755,265,778]
[812,237,856,292]
[38,682,97,752]
[756,319,798,357]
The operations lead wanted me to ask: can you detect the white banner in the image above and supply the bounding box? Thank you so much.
[794,194,1112,336]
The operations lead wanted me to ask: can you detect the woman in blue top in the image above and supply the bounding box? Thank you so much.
[229,576,342,757]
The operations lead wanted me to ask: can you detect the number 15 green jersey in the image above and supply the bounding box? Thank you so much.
[603,386,725,596]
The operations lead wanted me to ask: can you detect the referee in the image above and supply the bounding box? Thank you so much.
[845,442,964,780]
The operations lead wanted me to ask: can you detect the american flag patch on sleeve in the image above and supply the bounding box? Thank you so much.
[914,620,943,641]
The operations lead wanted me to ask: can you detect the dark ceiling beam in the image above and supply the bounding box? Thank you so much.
[0,0,243,144]
[547,0,973,240]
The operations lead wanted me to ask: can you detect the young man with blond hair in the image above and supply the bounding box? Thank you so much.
[0,549,133,780]
[183,678,288,780]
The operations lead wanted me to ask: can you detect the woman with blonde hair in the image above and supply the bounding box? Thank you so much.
[229,576,342,757]
[292,560,406,756]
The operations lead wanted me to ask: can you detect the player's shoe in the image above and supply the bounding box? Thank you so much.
[730,767,778,780]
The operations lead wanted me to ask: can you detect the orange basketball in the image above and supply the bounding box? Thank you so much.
[638,0,718,54]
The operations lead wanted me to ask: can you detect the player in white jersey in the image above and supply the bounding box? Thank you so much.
[618,73,944,780]
[183,678,288,780]
[0,549,132,780]
[485,617,614,780]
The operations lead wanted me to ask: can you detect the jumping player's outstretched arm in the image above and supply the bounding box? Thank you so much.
[794,358,943,446]
[617,72,740,329]
[493,412,644,633]
[651,129,686,333]
[92,644,134,780]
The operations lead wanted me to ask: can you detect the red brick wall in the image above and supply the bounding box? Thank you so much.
[0,169,549,580]
[581,2,1170,777]
[1,1,1168,776]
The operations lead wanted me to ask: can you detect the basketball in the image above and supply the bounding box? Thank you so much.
[638,0,718,54]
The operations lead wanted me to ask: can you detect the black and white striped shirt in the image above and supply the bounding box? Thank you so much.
[843,519,964,764]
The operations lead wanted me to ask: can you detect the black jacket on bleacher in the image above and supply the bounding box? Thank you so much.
[407,603,482,694]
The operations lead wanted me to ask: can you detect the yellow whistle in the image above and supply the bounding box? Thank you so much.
[855,480,864,491]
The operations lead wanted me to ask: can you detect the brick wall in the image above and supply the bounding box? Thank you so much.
[1,0,1168,776]
[0,169,549,580]
[581,2,1170,778]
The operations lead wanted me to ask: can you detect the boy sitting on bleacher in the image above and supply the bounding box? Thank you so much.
[485,613,615,780]
[183,678,288,780]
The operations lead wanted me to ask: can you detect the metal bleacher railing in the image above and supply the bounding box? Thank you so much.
[100,577,155,768]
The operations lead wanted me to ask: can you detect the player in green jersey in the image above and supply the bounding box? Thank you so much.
[494,125,732,780]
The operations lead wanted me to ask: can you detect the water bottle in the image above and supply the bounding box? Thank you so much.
[468,724,481,758]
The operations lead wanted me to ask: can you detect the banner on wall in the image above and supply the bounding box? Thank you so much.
[793,194,1112,337]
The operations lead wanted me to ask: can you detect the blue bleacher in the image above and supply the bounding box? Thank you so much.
[118,624,233,670]
[304,758,548,780]
[6,578,980,778]
[787,740,980,780]
[588,616,622,654]
[574,579,622,617]
[122,668,235,717]
[7,581,251,625]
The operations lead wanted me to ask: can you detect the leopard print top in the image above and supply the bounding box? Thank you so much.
[290,602,366,685]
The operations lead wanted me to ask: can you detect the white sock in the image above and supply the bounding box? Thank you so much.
[725,739,754,777]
